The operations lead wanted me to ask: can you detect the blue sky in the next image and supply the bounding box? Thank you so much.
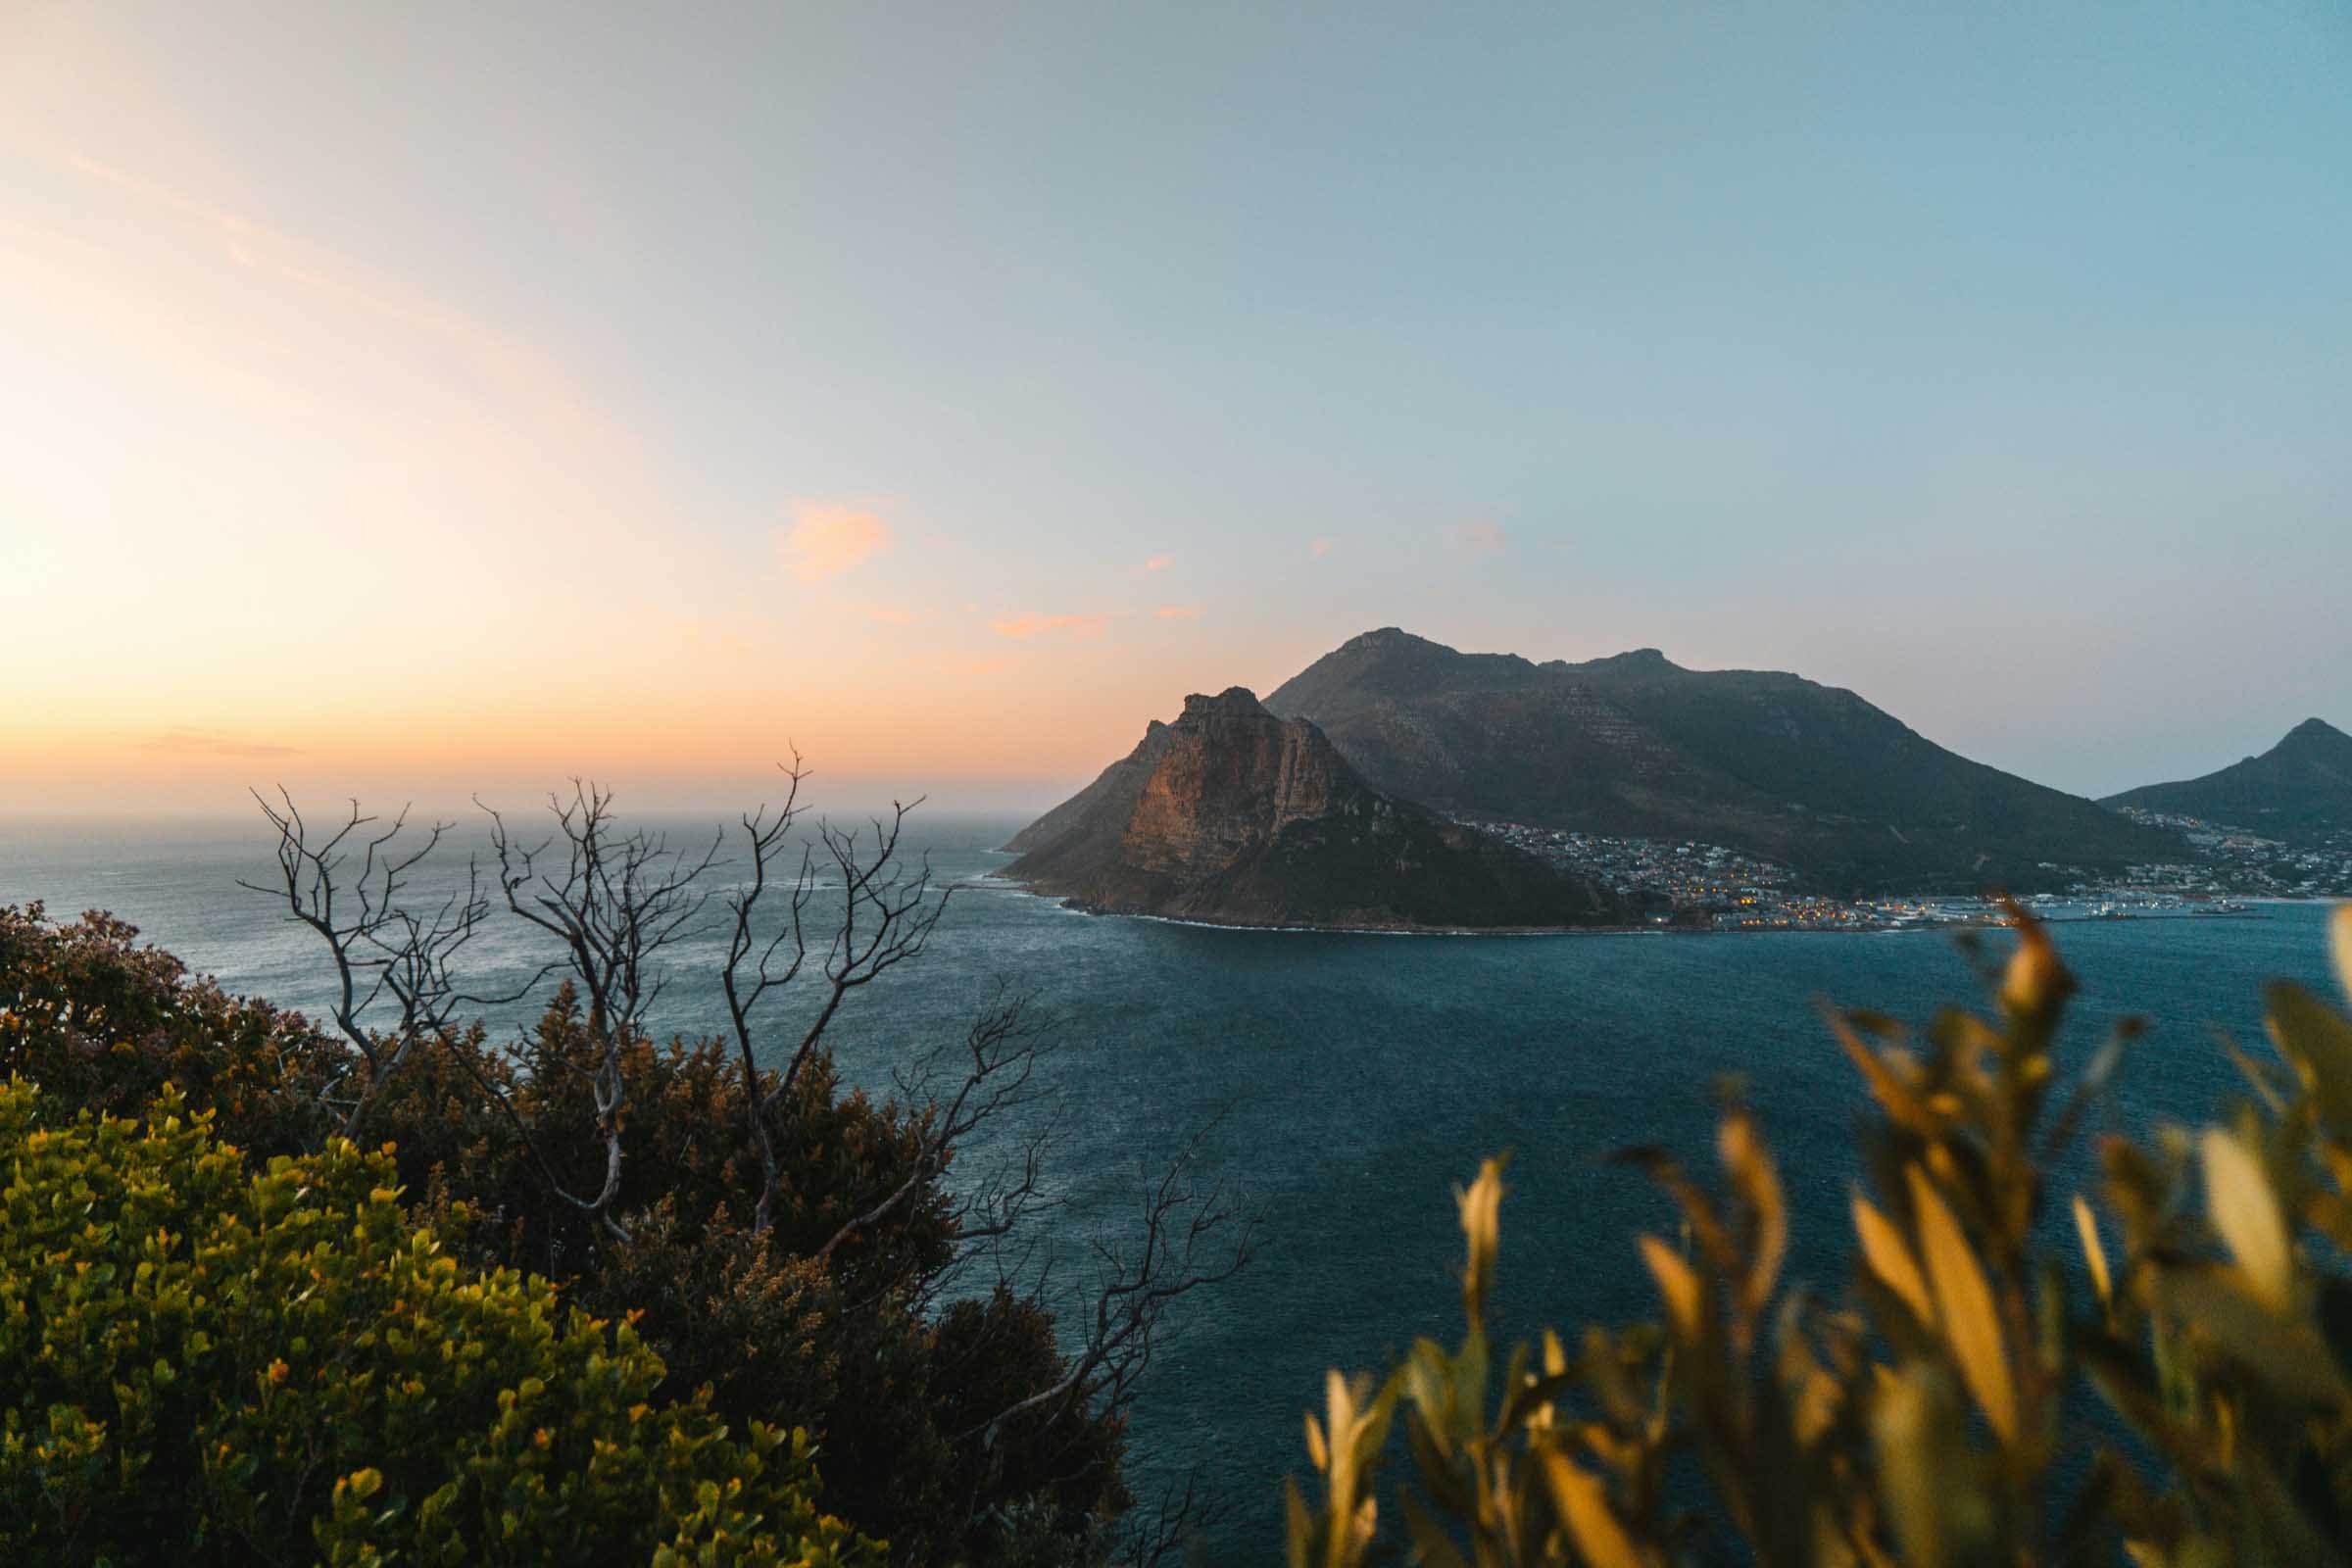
[3,2,2346,808]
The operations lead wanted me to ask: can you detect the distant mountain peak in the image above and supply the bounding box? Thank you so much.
[1182,686,1270,719]
[1269,626,2172,892]
[2104,715,2350,833]
[1341,626,1444,653]
[1594,647,1680,672]
[2284,716,2349,746]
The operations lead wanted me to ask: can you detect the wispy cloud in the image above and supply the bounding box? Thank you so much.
[865,606,923,625]
[990,611,1112,640]
[1153,605,1202,620]
[780,502,892,582]
[1142,553,1173,572]
[1309,537,1336,559]
[1450,520,1508,560]
[133,728,302,759]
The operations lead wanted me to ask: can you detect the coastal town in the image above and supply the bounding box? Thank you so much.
[1465,813,2349,932]
[2108,807,2352,899]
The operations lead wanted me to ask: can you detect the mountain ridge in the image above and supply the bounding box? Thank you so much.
[2103,718,2352,837]
[1259,628,2179,894]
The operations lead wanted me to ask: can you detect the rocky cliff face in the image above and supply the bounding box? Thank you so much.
[1120,689,1357,878]
[1004,687,1625,930]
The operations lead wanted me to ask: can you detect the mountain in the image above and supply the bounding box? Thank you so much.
[1003,687,1629,929]
[2103,718,2352,837]
[1262,628,2180,894]
[1001,719,1172,858]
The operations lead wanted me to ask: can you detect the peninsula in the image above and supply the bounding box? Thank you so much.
[1002,687,1628,930]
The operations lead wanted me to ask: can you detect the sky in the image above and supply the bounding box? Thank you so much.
[2,2,2347,816]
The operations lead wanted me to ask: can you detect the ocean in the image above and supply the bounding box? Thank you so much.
[2,810,2338,1556]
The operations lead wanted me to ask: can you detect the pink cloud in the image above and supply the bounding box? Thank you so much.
[1450,520,1507,560]
[865,606,922,625]
[1153,605,1202,620]
[779,502,891,582]
[1309,537,1335,559]
[1143,553,1173,572]
[990,611,1112,640]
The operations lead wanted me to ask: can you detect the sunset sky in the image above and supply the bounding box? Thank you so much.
[4,3,2348,815]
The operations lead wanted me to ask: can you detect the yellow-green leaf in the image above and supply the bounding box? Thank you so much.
[1543,1451,1648,1568]
[2268,980,2352,1132]
[2201,1127,2292,1312]
[1853,1194,1934,1327]
[2332,903,2351,1004]
[1720,1107,1787,1320]
[1905,1165,2017,1445]
[2073,1196,2112,1311]
[1640,1234,1703,1341]
[1454,1157,1505,1329]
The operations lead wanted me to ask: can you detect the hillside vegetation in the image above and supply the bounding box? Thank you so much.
[2106,717,2352,840]
[1265,628,2180,893]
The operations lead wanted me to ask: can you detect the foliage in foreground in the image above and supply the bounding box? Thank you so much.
[0,1078,876,1566]
[0,889,1147,1565]
[1290,904,2352,1567]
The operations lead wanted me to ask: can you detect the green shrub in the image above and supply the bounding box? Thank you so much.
[0,903,340,1153]
[0,902,1132,1564]
[1287,905,2352,1567]
[0,1078,878,1566]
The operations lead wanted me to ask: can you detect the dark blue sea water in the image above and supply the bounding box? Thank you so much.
[1,811,2340,1556]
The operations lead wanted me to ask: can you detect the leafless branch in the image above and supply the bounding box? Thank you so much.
[1119,1464,1230,1568]
[719,754,813,1236]
[957,1113,1263,1451]
[238,788,479,1141]
[815,989,1052,1268]
[478,780,725,1233]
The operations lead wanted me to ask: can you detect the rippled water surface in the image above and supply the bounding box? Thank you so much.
[3,811,2337,1555]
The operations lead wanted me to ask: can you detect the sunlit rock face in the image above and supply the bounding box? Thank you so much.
[1004,685,1624,931]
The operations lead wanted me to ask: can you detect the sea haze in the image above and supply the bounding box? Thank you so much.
[1,811,2337,1553]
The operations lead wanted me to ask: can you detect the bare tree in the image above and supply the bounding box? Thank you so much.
[477,781,723,1236]
[239,790,502,1141]
[716,760,955,1235]
[960,1115,1261,1454]
[815,988,1059,1284]
[247,768,1257,1562]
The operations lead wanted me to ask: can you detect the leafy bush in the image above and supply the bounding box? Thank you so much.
[0,902,1133,1563]
[0,1077,877,1566]
[1287,905,2352,1567]
[0,902,340,1153]
[348,990,1130,1558]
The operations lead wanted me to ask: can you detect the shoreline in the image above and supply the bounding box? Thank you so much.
[958,873,2288,940]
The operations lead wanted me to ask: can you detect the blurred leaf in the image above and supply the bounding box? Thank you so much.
[1827,1007,1936,1136]
[2332,904,2352,1004]
[1872,1362,1982,1568]
[1398,1492,1469,1568]
[2074,1195,2113,1313]
[2201,1127,2292,1313]
[1542,1450,1648,1568]
[1852,1194,1935,1329]
[2159,1268,2346,1408]
[1720,1107,1787,1323]
[2267,981,2352,1135]
[1640,1235,1703,1342]
[1455,1157,1507,1330]
[1905,1165,2017,1445]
